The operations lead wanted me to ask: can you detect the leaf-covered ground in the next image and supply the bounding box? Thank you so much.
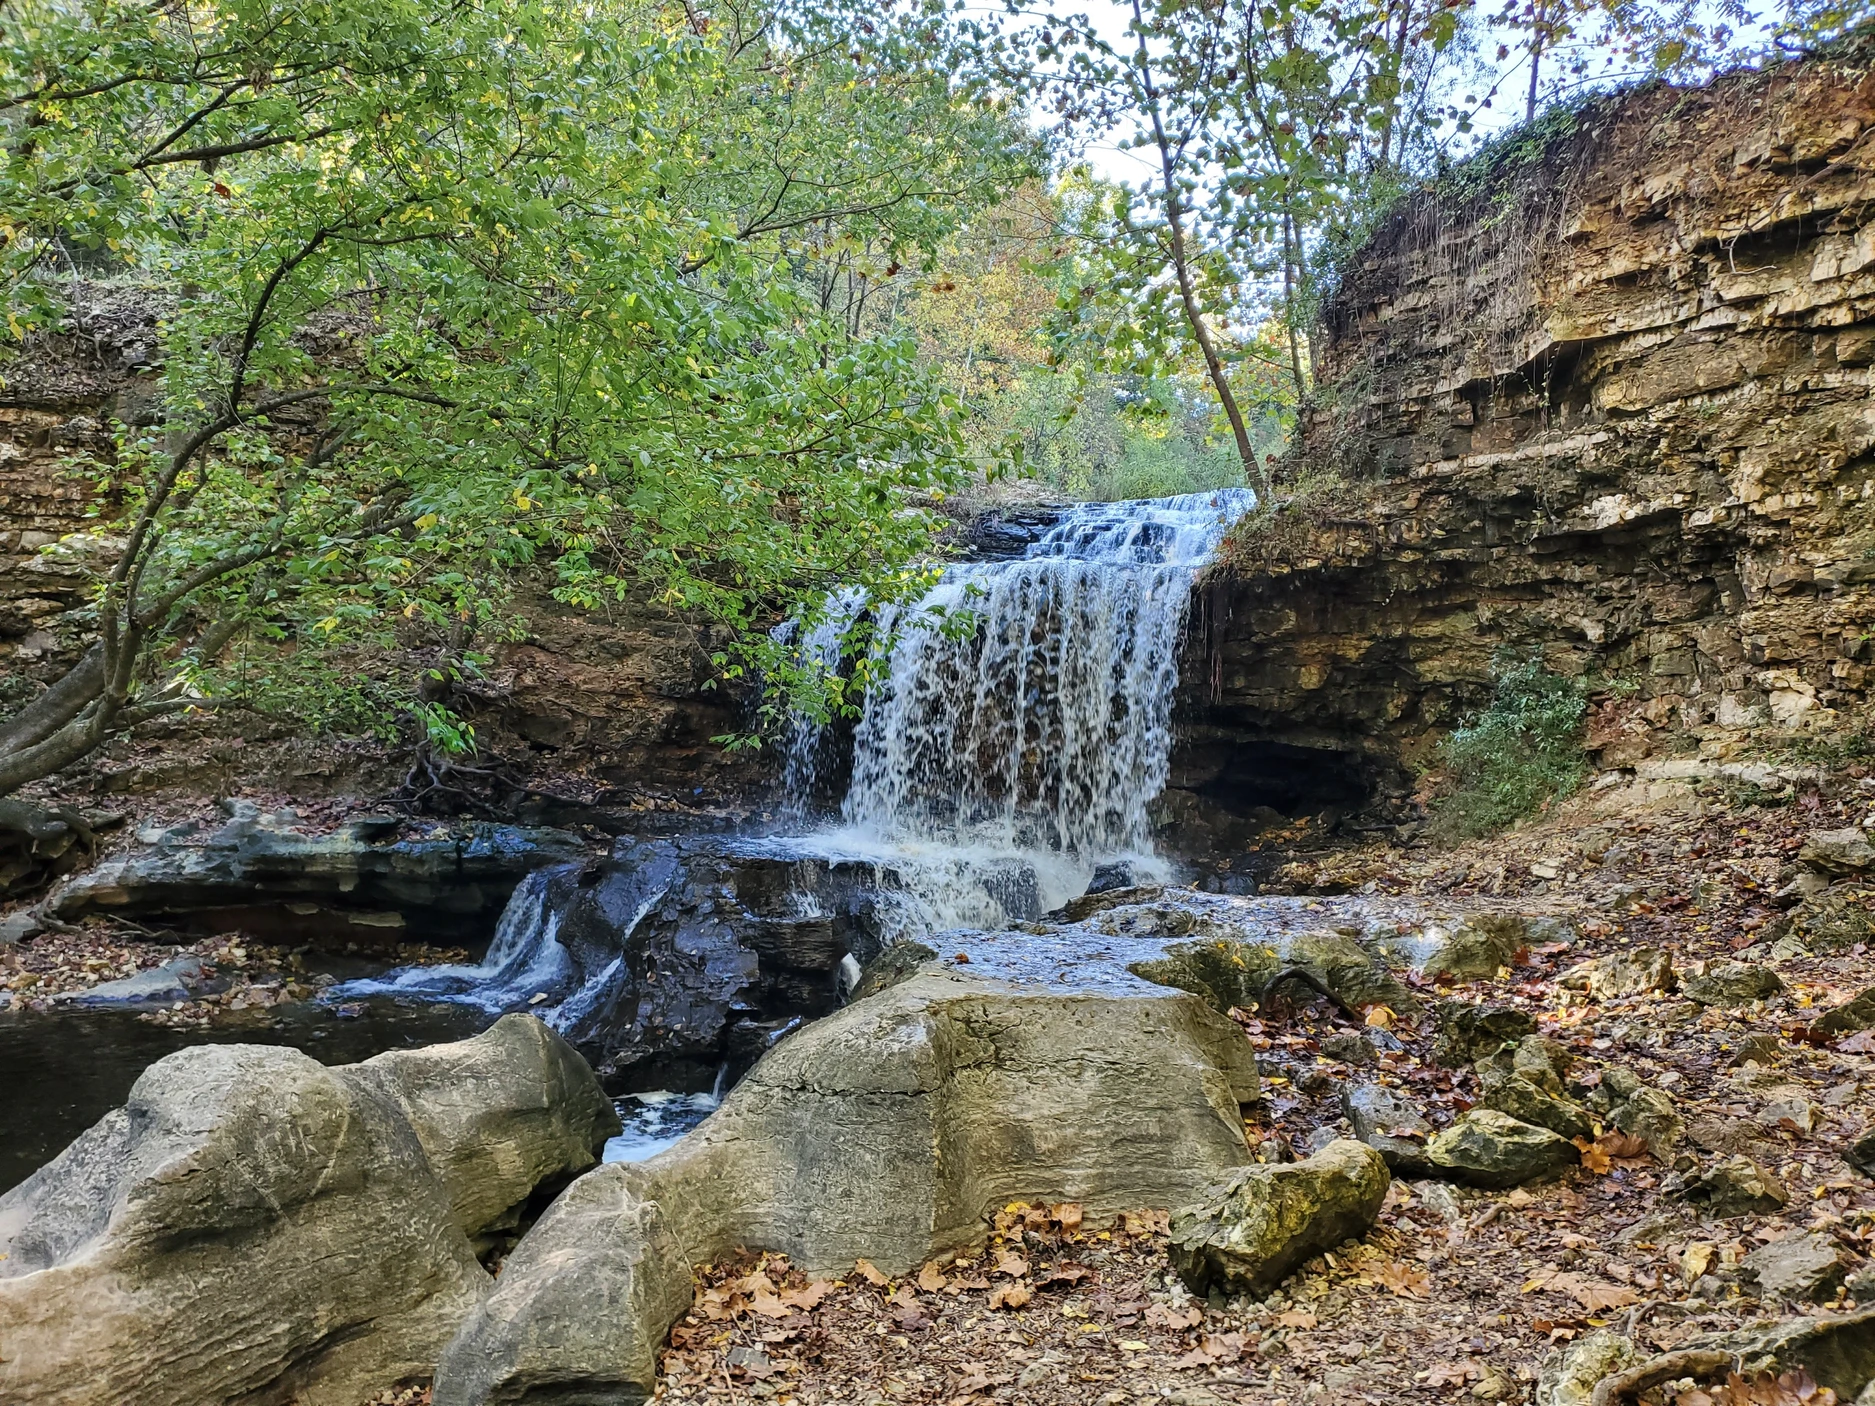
[655,778,1875,1405]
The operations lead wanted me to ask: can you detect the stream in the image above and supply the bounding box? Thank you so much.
[3,489,1255,1192]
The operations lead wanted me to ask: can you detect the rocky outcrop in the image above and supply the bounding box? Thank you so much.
[431,964,1260,1405]
[47,801,590,942]
[1177,51,1875,811]
[0,1015,615,1406]
[1166,1140,1390,1297]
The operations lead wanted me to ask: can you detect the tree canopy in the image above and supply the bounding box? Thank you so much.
[0,0,1036,795]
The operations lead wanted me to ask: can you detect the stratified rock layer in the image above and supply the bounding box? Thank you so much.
[1174,51,1875,813]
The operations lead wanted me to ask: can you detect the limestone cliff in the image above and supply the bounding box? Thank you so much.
[1176,46,1875,815]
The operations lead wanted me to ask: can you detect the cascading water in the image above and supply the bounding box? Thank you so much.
[772,488,1255,922]
[328,489,1253,1114]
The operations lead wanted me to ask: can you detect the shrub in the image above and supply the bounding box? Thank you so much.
[1430,658,1589,839]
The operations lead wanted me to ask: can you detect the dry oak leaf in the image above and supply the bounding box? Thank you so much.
[1051,1202,1085,1232]
[918,1261,949,1293]
[854,1259,889,1287]
[995,1252,1029,1278]
[988,1283,1032,1311]
[1680,1369,1840,1406]
[1275,1309,1318,1329]
[1173,1331,1247,1369]
[1521,1267,1639,1313]
[1146,1303,1203,1330]
[780,1280,834,1311]
[1372,1260,1432,1298]
[1421,1361,1482,1389]
[1035,1263,1092,1289]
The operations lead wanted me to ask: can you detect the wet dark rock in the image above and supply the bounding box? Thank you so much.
[357,836,915,1086]
[1341,1083,1436,1175]
[1426,1110,1579,1188]
[849,938,938,1002]
[1167,1140,1389,1297]
[55,955,204,1008]
[1085,861,1146,896]
[1433,1001,1536,1068]
[50,800,591,943]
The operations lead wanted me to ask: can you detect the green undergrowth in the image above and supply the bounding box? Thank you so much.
[1428,657,1590,841]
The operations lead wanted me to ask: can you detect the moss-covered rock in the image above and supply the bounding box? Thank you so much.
[1167,1140,1390,1296]
[1433,1001,1535,1067]
[1682,959,1783,1008]
[1427,1109,1579,1188]
[1478,1072,1594,1141]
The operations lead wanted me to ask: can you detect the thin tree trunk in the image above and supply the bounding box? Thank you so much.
[1130,0,1266,498]
[0,643,105,757]
[1282,212,1307,398]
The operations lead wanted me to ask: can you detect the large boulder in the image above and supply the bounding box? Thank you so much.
[0,1017,615,1406]
[49,800,589,942]
[1801,829,1875,877]
[1427,1110,1579,1188]
[1166,1140,1390,1297]
[433,965,1261,1405]
[347,1014,622,1252]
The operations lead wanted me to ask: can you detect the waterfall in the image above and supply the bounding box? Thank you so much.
[781,488,1254,918]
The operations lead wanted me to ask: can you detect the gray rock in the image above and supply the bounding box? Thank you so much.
[1744,1232,1851,1303]
[0,1015,608,1406]
[1801,829,1875,876]
[1681,1155,1790,1218]
[346,1013,621,1252]
[1427,1110,1579,1189]
[1433,1001,1535,1067]
[1610,1086,1684,1158]
[1560,948,1676,1000]
[1681,1307,1875,1401]
[0,908,43,944]
[55,955,204,1007]
[1167,1140,1390,1297]
[433,966,1262,1405]
[1817,986,1875,1038]
[1342,1083,1436,1175]
[1682,959,1784,1008]
[1320,1031,1380,1066]
[1478,1071,1595,1141]
[1536,1330,1643,1406]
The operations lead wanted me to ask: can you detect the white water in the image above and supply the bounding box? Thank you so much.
[775,488,1254,925]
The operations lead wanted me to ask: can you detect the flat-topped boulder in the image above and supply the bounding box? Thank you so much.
[432,964,1261,1405]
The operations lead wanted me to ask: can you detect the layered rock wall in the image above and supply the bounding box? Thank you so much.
[1178,49,1875,811]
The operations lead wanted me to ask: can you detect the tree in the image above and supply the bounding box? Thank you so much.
[969,0,1464,500]
[0,0,1034,845]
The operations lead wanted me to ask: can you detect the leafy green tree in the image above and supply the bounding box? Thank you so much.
[0,0,1034,825]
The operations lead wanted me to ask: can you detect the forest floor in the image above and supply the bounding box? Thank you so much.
[653,773,1875,1406]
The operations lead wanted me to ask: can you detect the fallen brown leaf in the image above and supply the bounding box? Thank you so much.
[917,1261,949,1293]
[1372,1260,1432,1298]
[854,1259,888,1286]
[988,1283,1032,1311]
